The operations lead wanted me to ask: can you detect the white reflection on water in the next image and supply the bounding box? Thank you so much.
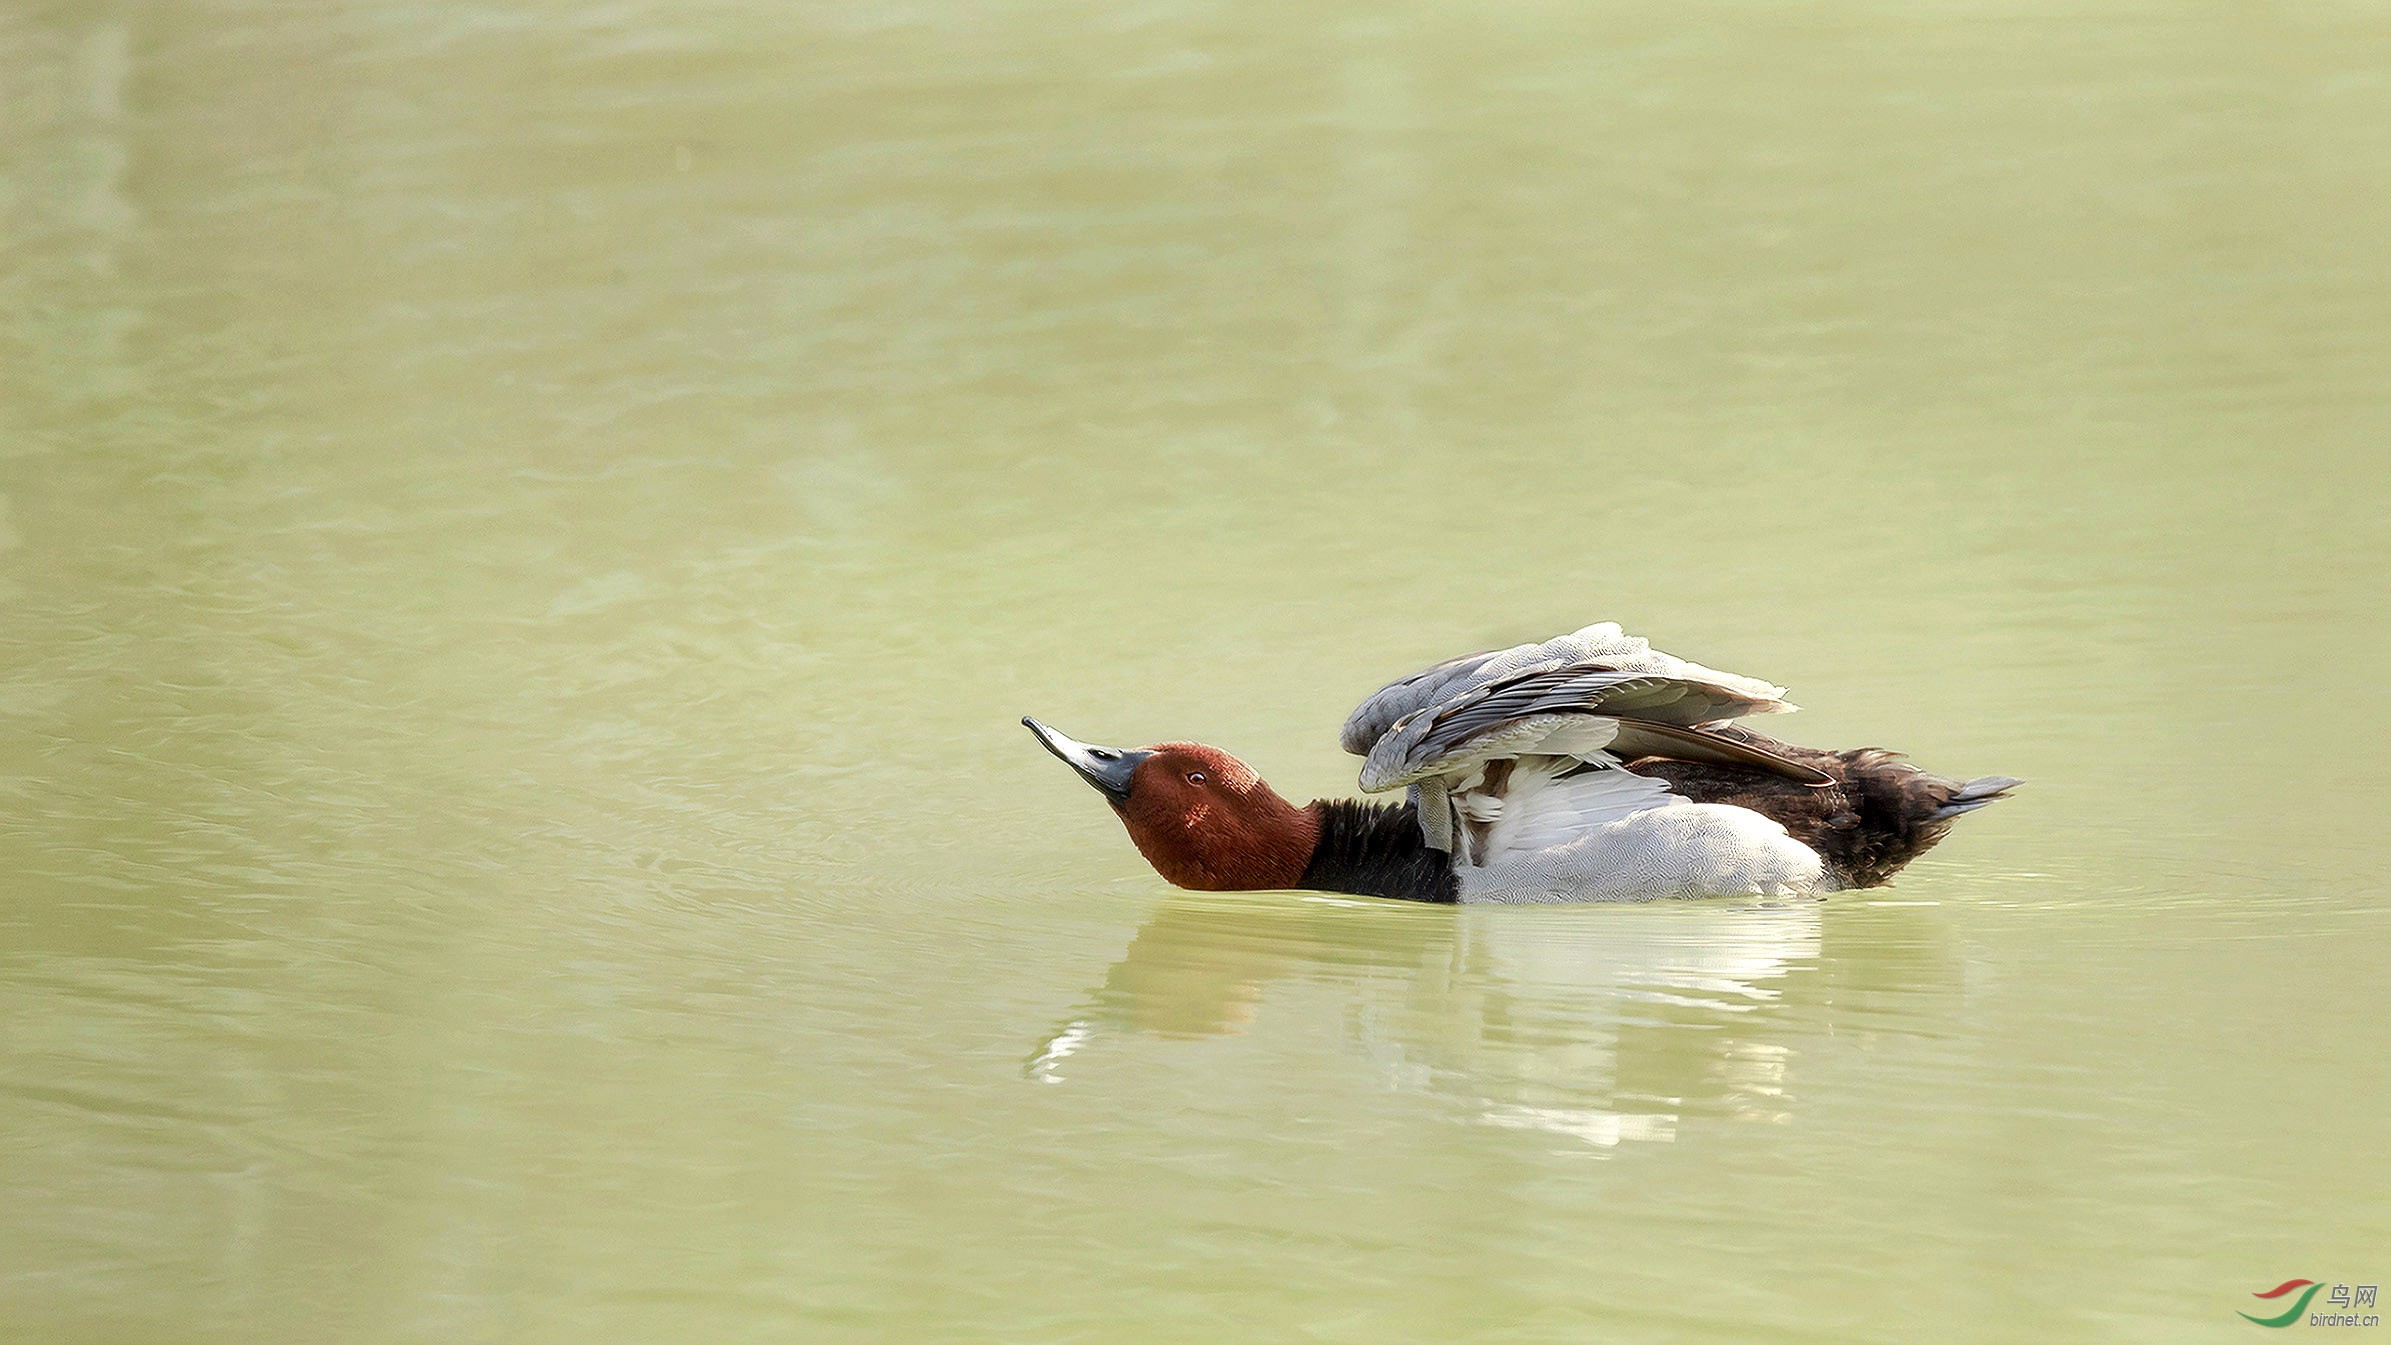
[1028,895,1953,1150]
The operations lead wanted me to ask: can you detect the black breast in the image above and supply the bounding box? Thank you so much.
[1298,799,1459,904]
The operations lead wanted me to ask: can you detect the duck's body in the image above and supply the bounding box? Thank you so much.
[1029,622,2017,904]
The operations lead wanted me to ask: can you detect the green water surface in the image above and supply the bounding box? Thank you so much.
[4,3,2387,1342]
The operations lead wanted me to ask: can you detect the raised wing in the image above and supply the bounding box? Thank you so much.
[1341,622,1789,757]
[1341,623,1830,853]
[1357,666,1804,792]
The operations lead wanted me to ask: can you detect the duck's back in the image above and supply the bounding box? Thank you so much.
[1333,621,2017,901]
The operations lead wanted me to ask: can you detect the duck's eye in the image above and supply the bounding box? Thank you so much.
[1186,771,1207,785]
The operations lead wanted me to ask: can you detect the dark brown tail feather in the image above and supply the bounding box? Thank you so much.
[1624,732,2018,889]
[1930,775,2024,821]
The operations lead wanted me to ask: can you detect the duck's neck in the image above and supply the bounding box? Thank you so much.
[1296,799,1459,904]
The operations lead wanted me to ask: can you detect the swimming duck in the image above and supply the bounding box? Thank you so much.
[1025,622,2017,903]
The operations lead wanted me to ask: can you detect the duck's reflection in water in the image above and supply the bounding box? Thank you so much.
[1029,894,1955,1149]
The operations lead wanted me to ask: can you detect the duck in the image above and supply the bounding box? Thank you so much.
[1024,622,2018,904]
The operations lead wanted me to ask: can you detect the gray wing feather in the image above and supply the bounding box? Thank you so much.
[1346,623,1811,794]
[1338,649,1498,755]
[1340,622,1788,756]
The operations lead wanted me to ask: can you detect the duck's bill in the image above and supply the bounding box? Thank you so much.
[1022,717,1150,803]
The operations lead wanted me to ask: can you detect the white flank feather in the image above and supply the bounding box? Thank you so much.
[1476,760,1682,860]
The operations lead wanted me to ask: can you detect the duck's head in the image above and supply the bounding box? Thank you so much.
[1022,717,1319,892]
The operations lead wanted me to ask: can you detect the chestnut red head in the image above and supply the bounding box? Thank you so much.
[1023,718,1319,891]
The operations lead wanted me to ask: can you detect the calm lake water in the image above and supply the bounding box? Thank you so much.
[4,3,2387,1341]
